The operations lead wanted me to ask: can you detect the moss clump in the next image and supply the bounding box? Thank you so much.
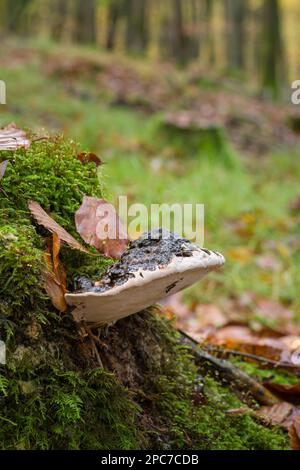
[0,223,47,326]
[231,359,299,387]
[193,378,288,450]
[160,122,238,167]
[0,137,109,322]
[0,136,289,449]
[0,137,104,234]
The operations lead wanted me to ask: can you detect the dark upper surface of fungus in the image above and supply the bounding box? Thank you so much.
[73,229,222,294]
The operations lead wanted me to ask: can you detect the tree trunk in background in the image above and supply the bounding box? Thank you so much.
[125,0,148,53]
[224,0,247,71]
[106,0,123,51]
[204,0,215,65]
[261,0,285,100]
[188,0,201,60]
[172,0,187,64]
[4,0,32,35]
[73,0,96,44]
[51,1,68,42]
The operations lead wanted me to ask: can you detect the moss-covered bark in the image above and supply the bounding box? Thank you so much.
[0,137,289,449]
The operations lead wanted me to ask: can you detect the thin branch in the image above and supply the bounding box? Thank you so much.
[178,329,280,406]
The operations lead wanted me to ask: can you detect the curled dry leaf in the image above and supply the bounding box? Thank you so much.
[42,233,67,312]
[204,326,300,367]
[255,402,300,429]
[75,196,129,259]
[77,151,102,167]
[256,402,300,450]
[28,200,89,253]
[289,416,300,450]
[0,160,8,179]
[0,123,31,150]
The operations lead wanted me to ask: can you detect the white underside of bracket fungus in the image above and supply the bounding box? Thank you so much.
[65,249,225,325]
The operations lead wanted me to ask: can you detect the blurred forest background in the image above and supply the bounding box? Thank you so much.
[0,0,300,380]
[0,0,300,99]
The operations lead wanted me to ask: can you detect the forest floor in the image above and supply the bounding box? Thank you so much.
[1,38,300,448]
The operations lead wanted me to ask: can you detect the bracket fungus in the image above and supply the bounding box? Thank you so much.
[65,229,225,325]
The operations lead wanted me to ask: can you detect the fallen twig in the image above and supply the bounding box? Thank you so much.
[178,330,280,406]
[203,344,300,372]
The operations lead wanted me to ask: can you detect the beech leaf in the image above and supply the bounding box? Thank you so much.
[77,151,102,167]
[0,160,8,179]
[28,200,89,253]
[42,233,67,312]
[75,196,129,259]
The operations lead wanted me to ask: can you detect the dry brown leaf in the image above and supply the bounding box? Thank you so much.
[75,196,129,259]
[42,234,67,312]
[289,416,300,450]
[0,160,8,179]
[77,151,102,167]
[256,402,300,429]
[204,326,300,367]
[257,403,300,450]
[265,381,300,400]
[42,270,67,312]
[51,232,67,289]
[0,123,31,150]
[28,200,89,253]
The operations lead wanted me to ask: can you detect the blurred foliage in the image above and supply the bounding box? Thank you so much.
[0,0,300,98]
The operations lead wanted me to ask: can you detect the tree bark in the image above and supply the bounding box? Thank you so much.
[106,0,123,51]
[261,0,285,100]
[73,0,97,44]
[125,0,148,53]
[224,0,248,71]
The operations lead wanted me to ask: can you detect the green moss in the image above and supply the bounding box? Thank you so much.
[0,137,108,323]
[160,121,239,167]
[0,137,104,235]
[231,359,299,387]
[193,378,288,450]
[0,223,47,324]
[127,314,288,450]
[0,364,141,450]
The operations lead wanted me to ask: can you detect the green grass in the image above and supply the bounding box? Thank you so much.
[0,40,299,326]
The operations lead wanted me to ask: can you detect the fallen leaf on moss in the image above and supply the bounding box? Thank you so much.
[29,200,89,253]
[75,196,129,259]
[42,233,67,312]
[42,269,67,312]
[77,151,102,167]
[256,402,300,449]
[255,402,300,428]
[289,416,300,450]
[0,160,8,179]
[0,123,30,150]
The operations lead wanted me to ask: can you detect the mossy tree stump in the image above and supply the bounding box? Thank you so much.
[161,114,237,167]
[0,137,288,449]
